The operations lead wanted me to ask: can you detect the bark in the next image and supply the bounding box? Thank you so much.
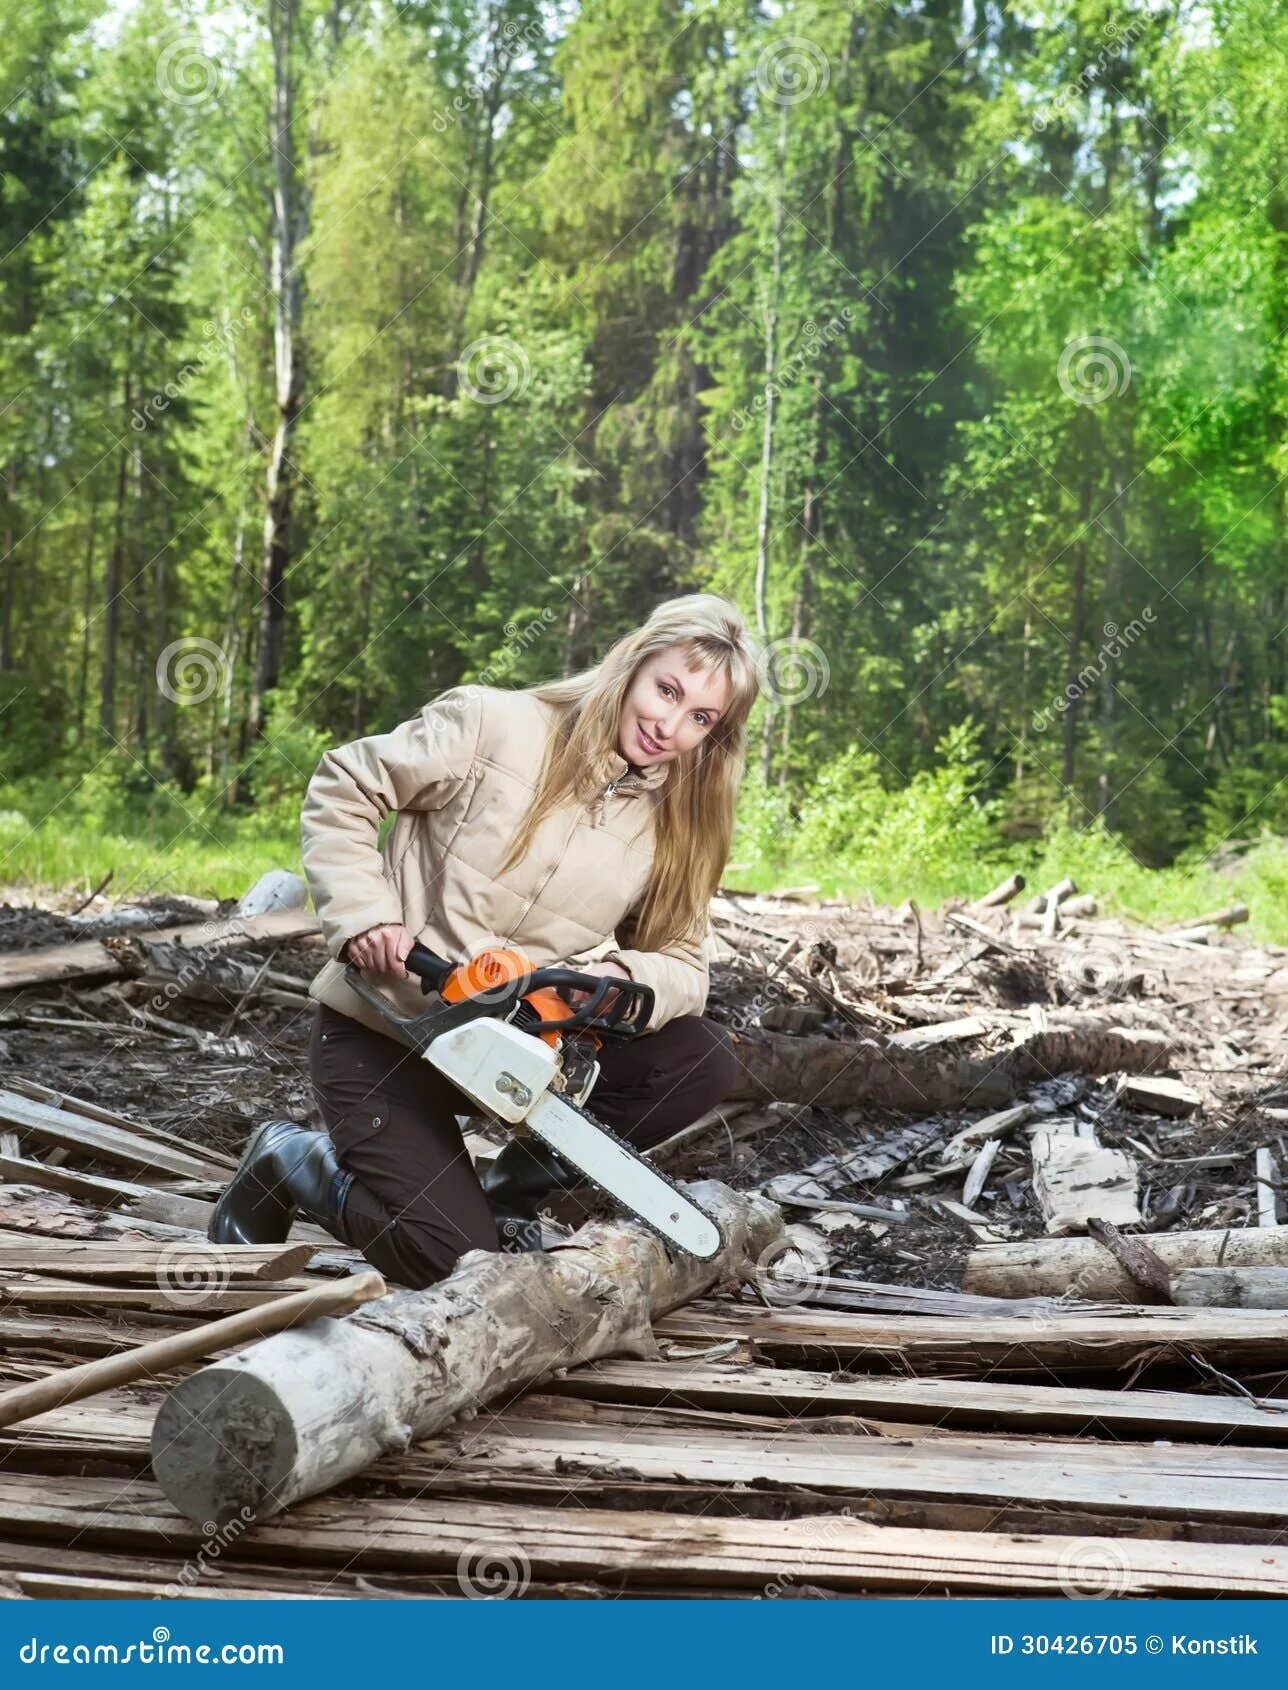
[965,1224,1288,1302]
[152,1182,784,1525]
[725,1012,1170,1112]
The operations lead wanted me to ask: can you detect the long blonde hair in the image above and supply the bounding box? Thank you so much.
[499,595,762,951]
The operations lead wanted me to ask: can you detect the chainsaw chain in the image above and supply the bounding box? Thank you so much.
[521,1094,726,1260]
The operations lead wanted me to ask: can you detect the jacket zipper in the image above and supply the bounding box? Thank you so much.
[505,776,640,940]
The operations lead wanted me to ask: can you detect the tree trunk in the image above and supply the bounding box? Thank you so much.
[249,0,305,744]
[755,106,787,783]
[152,1182,783,1525]
[100,397,131,744]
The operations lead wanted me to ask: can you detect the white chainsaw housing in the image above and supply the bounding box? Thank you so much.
[422,1017,558,1123]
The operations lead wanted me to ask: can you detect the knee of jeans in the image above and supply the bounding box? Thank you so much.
[694,1018,740,1098]
[393,1209,499,1287]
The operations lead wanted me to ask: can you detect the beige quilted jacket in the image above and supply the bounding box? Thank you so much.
[300,683,716,1040]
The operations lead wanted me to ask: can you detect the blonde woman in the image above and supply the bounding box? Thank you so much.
[210,594,761,1287]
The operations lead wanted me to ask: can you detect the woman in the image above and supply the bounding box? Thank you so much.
[210,593,761,1288]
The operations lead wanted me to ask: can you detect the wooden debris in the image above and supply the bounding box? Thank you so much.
[1031,1123,1141,1235]
[1086,1217,1173,1303]
[1256,1147,1280,1229]
[1118,1076,1202,1117]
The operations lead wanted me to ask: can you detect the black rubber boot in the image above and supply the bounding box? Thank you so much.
[479,1135,582,1254]
[208,1119,354,1247]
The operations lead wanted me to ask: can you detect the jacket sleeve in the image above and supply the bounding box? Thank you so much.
[300,685,484,962]
[604,905,715,1031]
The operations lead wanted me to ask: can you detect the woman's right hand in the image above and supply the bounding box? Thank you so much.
[344,923,415,979]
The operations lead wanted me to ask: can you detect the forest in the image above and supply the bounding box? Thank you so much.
[3,0,1288,928]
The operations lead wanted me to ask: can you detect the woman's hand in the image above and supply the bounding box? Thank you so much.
[345,922,415,979]
[566,957,632,1011]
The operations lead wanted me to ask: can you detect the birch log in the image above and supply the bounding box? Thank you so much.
[965,1224,1288,1301]
[152,1180,782,1526]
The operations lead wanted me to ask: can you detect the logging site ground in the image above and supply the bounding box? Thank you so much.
[0,874,1287,1599]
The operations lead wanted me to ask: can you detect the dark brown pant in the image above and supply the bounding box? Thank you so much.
[309,1002,739,1289]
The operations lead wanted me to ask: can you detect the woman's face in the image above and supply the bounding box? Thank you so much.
[618,646,733,770]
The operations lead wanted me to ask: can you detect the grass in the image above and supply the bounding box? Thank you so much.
[2,780,1284,946]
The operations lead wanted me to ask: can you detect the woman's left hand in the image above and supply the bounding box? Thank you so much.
[566,958,632,1010]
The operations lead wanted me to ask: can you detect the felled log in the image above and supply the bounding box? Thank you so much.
[1172,1268,1288,1309]
[0,909,319,992]
[1168,903,1249,932]
[969,872,1025,911]
[105,936,274,1008]
[152,1180,782,1525]
[727,1012,1170,1111]
[966,1224,1288,1302]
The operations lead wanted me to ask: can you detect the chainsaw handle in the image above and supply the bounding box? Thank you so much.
[402,942,654,1038]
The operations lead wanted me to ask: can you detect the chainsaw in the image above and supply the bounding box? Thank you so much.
[342,941,725,1260]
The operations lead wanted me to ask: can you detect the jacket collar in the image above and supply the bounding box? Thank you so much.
[604,750,670,793]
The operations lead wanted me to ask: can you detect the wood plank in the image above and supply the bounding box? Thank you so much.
[1,1078,238,1170]
[0,1312,197,1356]
[0,1090,228,1182]
[0,1474,1282,1595]
[0,908,320,991]
[0,1239,314,1281]
[653,1301,1288,1374]
[0,1275,319,1314]
[886,1016,987,1050]
[0,1151,159,1209]
[395,1407,1288,1526]
[544,1357,1288,1444]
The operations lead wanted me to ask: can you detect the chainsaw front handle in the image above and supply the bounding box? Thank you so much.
[405,942,653,1037]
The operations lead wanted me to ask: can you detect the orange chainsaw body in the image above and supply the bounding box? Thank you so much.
[438,946,600,1051]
